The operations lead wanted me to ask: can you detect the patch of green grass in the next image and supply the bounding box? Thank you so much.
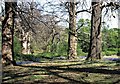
[102,48,119,56]
[2,60,120,83]
[29,75,44,80]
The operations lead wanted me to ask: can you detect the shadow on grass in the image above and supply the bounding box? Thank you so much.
[2,69,46,82]
[2,66,87,83]
[20,65,120,75]
[2,61,120,83]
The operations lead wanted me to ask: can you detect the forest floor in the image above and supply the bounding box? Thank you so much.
[2,56,120,84]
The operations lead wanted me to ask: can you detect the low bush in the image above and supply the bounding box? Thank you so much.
[14,36,22,54]
[77,48,87,56]
[103,51,117,56]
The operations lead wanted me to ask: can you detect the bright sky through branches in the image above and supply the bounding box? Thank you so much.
[38,0,118,28]
[0,0,119,28]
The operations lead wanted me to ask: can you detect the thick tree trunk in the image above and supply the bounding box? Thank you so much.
[2,2,17,65]
[86,1,102,60]
[68,1,77,59]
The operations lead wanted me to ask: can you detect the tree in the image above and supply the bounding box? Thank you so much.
[40,0,91,59]
[86,1,102,60]
[14,1,62,56]
[16,1,34,54]
[32,0,91,59]
[102,28,119,55]
[68,0,78,59]
[15,1,42,55]
[2,2,17,65]
[86,1,120,60]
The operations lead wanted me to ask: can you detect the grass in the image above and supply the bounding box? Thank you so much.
[2,59,120,84]
[29,75,44,80]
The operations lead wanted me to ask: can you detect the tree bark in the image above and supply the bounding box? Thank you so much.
[86,1,102,60]
[68,0,77,59]
[2,2,17,65]
[21,30,31,54]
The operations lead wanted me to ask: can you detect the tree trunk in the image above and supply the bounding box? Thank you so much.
[20,1,33,55]
[86,1,102,60]
[2,2,17,65]
[117,8,120,56]
[68,1,77,59]
[21,30,31,54]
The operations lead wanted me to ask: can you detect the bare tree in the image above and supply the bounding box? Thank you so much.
[15,1,37,54]
[14,1,62,55]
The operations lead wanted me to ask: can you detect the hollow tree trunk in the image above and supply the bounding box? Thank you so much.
[68,0,77,59]
[86,1,102,60]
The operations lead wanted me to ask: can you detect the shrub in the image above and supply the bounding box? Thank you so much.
[14,36,22,60]
[104,51,117,56]
[77,48,87,56]
[14,36,21,54]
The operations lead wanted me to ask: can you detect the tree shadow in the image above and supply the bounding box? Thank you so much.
[20,65,120,75]
[2,61,120,83]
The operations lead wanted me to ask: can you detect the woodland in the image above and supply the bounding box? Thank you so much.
[0,0,120,83]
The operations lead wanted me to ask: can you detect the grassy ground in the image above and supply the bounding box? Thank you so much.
[2,59,120,84]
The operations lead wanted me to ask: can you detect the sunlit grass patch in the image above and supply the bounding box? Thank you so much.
[2,59,120,83]
[29,75,44,80]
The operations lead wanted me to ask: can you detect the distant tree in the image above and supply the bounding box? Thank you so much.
[17,1,34,54]
[14,1,62,55]
[102,28,119,51]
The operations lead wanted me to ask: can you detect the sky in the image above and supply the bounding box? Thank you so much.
[0,0,119,28]
[38,0,118,28]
